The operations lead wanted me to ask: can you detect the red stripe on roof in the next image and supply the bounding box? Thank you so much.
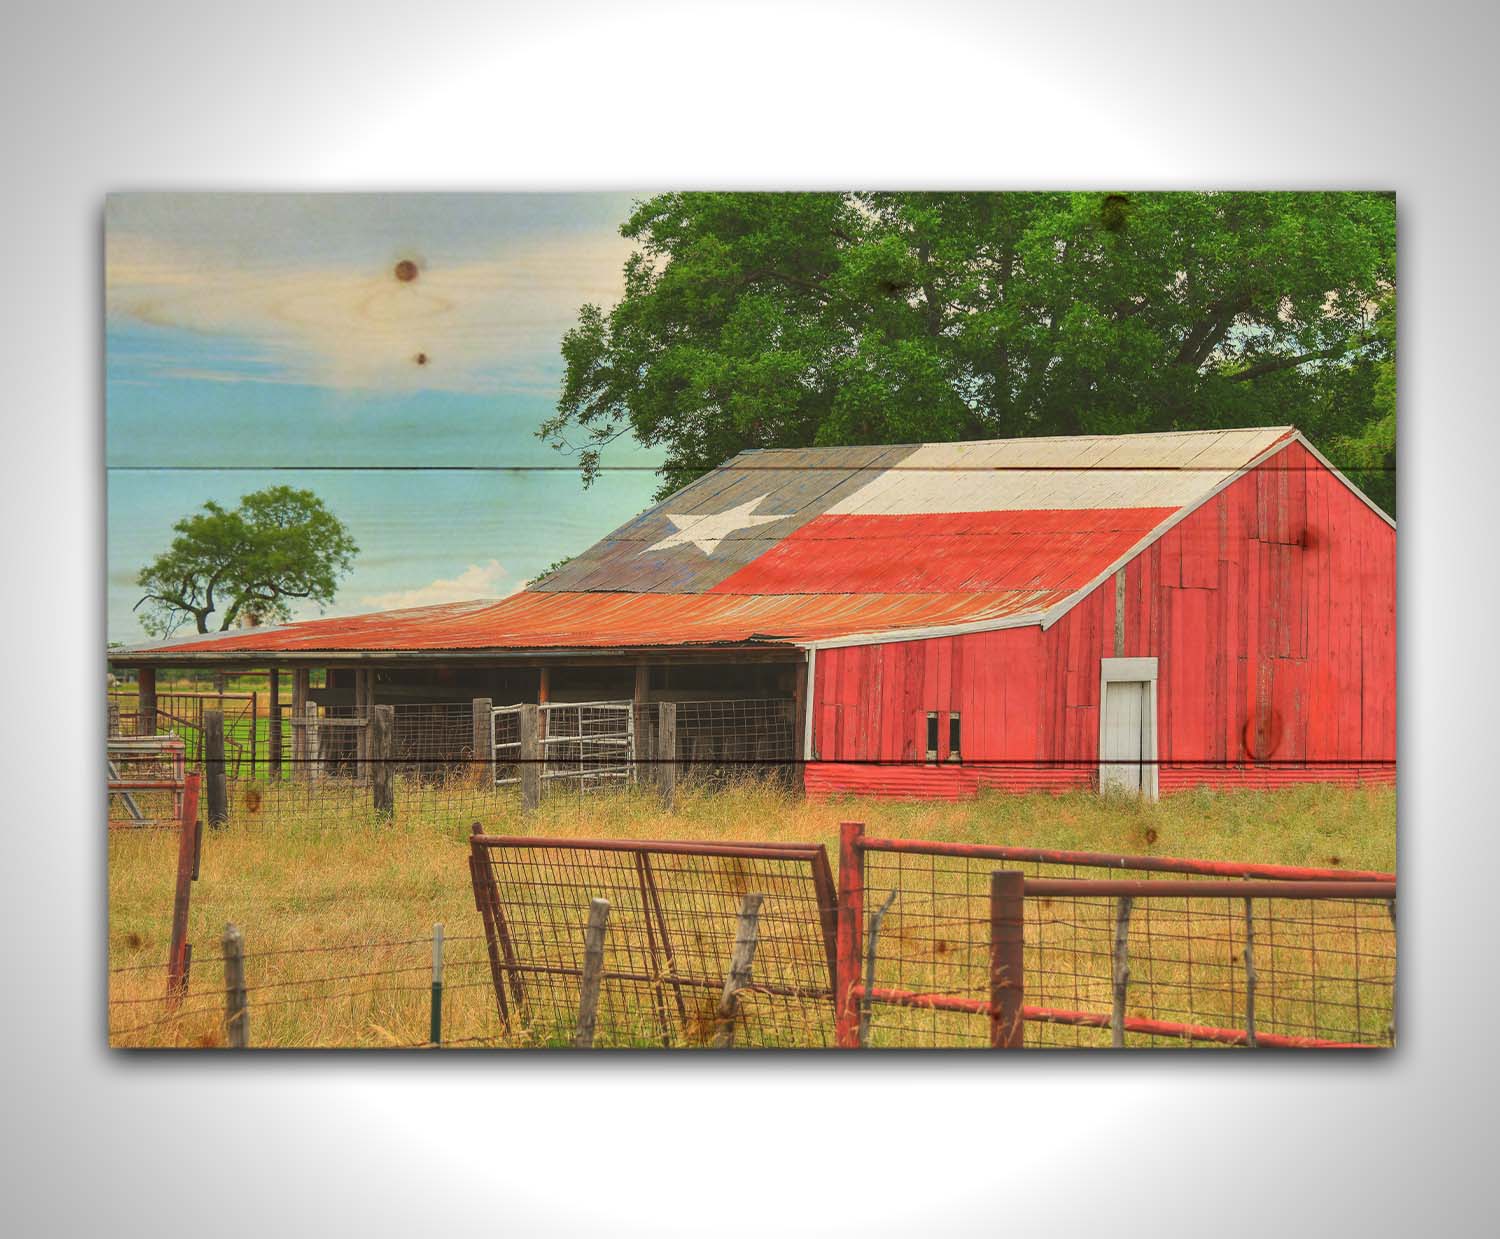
[711,508,1175,596]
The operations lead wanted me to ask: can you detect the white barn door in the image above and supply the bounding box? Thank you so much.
[1098,658,1158,799]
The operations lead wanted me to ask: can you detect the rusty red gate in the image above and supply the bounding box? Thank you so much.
[467,828,838,1047]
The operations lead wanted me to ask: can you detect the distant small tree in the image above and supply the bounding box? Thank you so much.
[135,486,358,637]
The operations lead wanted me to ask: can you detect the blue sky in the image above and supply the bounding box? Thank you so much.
[106,193,664,643]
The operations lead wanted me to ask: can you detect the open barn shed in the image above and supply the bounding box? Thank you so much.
[107,426,1395,799]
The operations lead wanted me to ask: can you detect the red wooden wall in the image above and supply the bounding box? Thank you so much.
[806,442,1396,799]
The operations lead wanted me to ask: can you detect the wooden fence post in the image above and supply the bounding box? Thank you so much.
[656,701,677,810]
[1111,895,1134,1048]
[714,892,764,1048]
[371,704,395,817]
[430,923,444,1047]
[834,821,865,1048]
[204,709,228,828]
[166,773,202,1007]
[989,870,1025,1048]
[859,890,898,1048]
[574,898,611,1048]
[471,697,494,787]
[223,922,249,1048]
[519,704,541,813]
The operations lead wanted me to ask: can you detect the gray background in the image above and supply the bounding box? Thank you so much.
[0,1,1492,1234]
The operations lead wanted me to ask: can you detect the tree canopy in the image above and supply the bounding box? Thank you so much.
[135,486,358,637]
[542,192,1395,513]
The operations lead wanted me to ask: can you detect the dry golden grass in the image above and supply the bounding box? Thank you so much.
[107,777,1395,1049]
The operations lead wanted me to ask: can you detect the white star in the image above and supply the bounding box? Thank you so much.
[642,495,785,556]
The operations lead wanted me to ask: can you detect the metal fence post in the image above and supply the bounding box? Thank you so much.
[223,922,249,1048]
[519,703,541,813]
[430,923,444,1046]
[204,709,228,828]
[989,870,1025,1048]
[371,704,395,817]
[1243,898,1258,1048]
[714,892,764,1048]
[834,821,865,1048]
[656,701,677,810]
[574,899,611,1048]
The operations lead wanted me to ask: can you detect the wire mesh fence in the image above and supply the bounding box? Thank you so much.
[108,817,1396,1049]
[843,827,1397,1048]
[646,698,797,788]
[107,930,503,1048]
[467,832,838,1047]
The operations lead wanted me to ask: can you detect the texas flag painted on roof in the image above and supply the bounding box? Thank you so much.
[126,427,1302,654]
[532,426,1298,600]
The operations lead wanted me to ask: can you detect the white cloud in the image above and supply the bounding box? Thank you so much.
[106,227,634,394]
[359,559,515,611]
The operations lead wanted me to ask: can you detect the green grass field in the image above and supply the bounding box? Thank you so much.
[107,779,1396,1048]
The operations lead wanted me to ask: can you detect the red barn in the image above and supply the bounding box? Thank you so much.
[111,426,1395,799]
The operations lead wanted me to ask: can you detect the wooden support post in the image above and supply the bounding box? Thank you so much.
[222,923,249,1048]
[354,668,369,765]
[834,821,864,1048]
[633,664,650,789]
[519,703,541,813]
[472,698,494,787]
[430,923,444,1047]
[656,701,677,810]
[859,890,898,1048]
[166,773,202,1007]
[1243,898,1258,1048]
[371,705,395,817]
[792,658,808,793]
[306,701,321,784]
[291,668,309,780]
[137,666,156,736]
[204,709,228,828]
[574,898,611,1049]
[714,892,764,1048]
[268,668,281,779]
[1111,895,1134,1048]
[989,870,1025,1048]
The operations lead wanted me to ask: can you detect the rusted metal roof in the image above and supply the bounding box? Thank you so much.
[126,590,1068,653]
[117,427,1304,657]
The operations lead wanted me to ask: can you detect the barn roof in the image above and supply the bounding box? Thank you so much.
[117,426,1379,659]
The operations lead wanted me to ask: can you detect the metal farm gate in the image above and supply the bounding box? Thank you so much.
[492,701,637,794]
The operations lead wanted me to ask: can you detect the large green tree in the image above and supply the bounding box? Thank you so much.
[135,486,358,637]
[543,192,1395,513]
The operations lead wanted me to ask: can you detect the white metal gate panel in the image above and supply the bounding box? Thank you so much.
[542,701,635,791]
[491,700,636,792]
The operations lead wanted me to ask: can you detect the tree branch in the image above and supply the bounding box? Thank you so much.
[1225,344,1356,382]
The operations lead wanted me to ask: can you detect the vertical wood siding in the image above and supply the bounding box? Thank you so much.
[806,442,1396,799]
